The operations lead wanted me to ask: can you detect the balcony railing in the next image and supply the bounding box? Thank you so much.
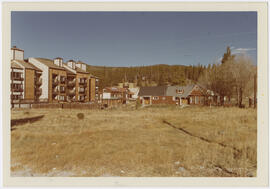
[52,89,58,95]
[12,88,23,92]
[60,79,66,84]
[52,79,59,86]
[52,74,58,78]
[79,97,85,102]
[35,78,42,86]
[11,76,24,81]
[67,80,76,87]
[11,94,23,100]
[68,90,76,96]
[79,89,85,94]
[60,88,66,93]
[36,88,42,96]
[79,80,87,85]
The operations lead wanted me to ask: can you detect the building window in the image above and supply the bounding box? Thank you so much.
[153,96,159,100]
[60,86,65,93]
[58,95,65,101]
[79,96,85,101]
[162,97,166,100]
[60,76,66,83]
[79,87,85,92]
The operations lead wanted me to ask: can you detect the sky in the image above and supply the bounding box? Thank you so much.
[11,12,257,67]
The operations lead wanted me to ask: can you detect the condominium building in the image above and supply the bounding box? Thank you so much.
[10,46,42,104]
[29,58,99,103]
[28,57,68,102]
[10,46,99,104]
[63,60,97,102]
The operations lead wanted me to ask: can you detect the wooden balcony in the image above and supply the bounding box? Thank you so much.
[12,88,23,92]
[11,76,24,81]
[52,89,58,95]
[68,90,76,96]
[60,79,66,84]
[67,80,76,87]
[35,88,42,96]
[52,79,59,86]
[35,78,42,86]
[79,90,85,94]
[60,89,66,93]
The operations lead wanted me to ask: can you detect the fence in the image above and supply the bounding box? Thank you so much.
[12,102,102,110]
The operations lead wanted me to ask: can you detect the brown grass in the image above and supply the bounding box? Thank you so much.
[11,106,257,177]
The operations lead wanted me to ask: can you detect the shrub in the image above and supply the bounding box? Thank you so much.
[77,113,84,120]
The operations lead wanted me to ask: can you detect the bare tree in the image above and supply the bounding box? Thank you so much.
[199,54,256,107]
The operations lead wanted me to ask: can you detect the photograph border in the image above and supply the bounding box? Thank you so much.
[2,2,268,187]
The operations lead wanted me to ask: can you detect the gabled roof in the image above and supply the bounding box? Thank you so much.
[103,87,129,93]
[166,85,195,98]
[76,67,89,74]
[64,62,89,74]
[76,61,89,74]
[11,61,23,69]
[34,58,66,70]
[12,60,42,71]
[138,86,167,96]
[11,46,24,52]
[166,84,208,98]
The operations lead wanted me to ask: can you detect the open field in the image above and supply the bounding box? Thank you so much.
[11,106,257,177]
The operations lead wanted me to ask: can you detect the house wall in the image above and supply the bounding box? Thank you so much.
[24,69,35,100]
[151,96,177,105]
[49,68,67,102]
[28,58,49,100]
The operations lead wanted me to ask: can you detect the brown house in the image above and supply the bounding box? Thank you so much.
[138,84,214,106]
[101,87,133,106]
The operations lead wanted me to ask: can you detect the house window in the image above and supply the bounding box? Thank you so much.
[176,89,184,94]
[162,97,166,100]
[153,96,159,100]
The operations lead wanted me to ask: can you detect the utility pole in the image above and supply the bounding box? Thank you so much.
[254,73,257,108]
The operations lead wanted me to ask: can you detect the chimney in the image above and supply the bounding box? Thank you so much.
[76,62,87,71]
[11,46,24,60]
[54,57,63,67]
[67,60,76,70]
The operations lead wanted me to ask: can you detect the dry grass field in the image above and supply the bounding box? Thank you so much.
[11,106,257,177]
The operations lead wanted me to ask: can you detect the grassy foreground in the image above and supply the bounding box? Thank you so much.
[11,106,257,177]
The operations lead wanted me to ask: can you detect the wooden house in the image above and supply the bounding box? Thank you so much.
[102,87,133,106]
[138,84,218,106]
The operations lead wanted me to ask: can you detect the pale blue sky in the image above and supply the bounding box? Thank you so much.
[11,12,257,66]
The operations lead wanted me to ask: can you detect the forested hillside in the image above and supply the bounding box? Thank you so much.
[87,64,207,89]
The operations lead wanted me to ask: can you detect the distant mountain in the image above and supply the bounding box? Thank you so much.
[86,64,207,90]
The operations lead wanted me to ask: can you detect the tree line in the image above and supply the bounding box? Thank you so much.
[86,46,257,108]
[87,64,207,89]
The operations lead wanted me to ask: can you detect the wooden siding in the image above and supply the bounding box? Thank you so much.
[24,69,35,100]
[89,77,96,101]
[151,96,178,105]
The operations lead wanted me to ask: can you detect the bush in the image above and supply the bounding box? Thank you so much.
[24,111,30,115]
[77,113,84,120]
